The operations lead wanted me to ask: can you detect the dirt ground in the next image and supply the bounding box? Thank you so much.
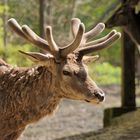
[54,108,140,140]
[19,85,140,140]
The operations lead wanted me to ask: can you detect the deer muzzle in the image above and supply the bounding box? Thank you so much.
[94,90,105,102]
[85,88,105,103]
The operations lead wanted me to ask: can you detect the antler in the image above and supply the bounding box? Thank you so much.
[70,18,121,59]
[8,19,52,53]
[60,23,84,57]
[8,18,84,60]
[8,18,121,61]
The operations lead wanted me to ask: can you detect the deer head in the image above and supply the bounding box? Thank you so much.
[106,4,140,46]
[8,18,121,104]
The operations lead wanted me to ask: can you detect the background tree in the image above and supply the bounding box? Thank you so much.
[39,0,46,38]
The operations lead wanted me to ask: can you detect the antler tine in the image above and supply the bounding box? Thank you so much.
[79,32,121,56]
[84,23,105,40]
[70,19,105,47]
[8,18,29,40]
[71,18,81,37]
[45,26,59,57]
[85,30,117,47]
[60,23,85,57]
[19,50,54,63]
[8,18,121,60]
[8,18,55,55]
[21,25,52,53]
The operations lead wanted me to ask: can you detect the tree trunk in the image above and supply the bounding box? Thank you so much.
[69,0,78,39]
[121,30,136,108]
[39,0,46,38]
[46,0,53,26]
[71,0,78,18]
[3,0,8,47]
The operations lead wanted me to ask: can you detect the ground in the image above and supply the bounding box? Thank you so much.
[19,85,140,140]
[55,108,140,140]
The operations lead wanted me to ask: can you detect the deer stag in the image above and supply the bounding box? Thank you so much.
[106,4,140,49]
[0,18,121,140]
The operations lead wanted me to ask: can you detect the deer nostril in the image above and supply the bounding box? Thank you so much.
[99,94,105,102]
[95,91,105,102]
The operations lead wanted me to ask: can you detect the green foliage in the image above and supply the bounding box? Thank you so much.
[99,30,121,66]
[0,5,5,13]
[0,44,33,67]
[89,62,121,85]
[136,87,140,95]
[76,0,116,27]
[0,18,3,42]
[8,0,39,32]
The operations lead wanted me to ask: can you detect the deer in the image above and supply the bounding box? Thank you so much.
[106,5,140,48]
[0,17,121,140]
[105,1,140,84]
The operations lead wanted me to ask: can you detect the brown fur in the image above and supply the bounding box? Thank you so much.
[0,62,60,139]
[0,53,104,140]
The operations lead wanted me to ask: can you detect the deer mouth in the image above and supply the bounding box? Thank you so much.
[85,90,105,103]
[85,99,90,103]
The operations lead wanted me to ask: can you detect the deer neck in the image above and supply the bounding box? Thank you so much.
[0,65,62,122]
[24,65,62,117]
[23,66,62,123]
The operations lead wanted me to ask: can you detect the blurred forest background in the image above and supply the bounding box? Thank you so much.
[2,1,138,139]
[0,0,121,85]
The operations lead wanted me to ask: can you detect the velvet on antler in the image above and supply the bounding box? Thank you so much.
[70,18,121,59]
[8,18,121,62]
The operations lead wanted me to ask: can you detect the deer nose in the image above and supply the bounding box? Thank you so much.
[95,90,105,102]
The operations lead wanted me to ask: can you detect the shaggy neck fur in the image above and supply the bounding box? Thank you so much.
[0,61,61,139]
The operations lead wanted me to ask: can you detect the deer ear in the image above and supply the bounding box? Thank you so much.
[19,50,54,64]
[82,55,99,64]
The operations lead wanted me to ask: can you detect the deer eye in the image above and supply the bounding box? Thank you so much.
[63,70,72,76]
